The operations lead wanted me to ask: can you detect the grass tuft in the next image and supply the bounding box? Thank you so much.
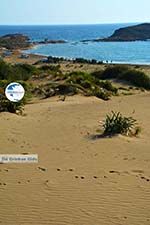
[102,111,139,136]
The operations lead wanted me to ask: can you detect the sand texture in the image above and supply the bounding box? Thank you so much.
[0,94,150,225]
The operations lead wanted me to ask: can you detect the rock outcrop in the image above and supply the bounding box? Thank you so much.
[95,23,150,42]
[0,34,31,50]
[0,34,67,50]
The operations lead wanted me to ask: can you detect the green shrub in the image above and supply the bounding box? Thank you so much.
[100,65,129,79]
[67,71,94,84]
[102,111,137,136]
[119,70,150,89]
[79,79,92,89]
[99,80,118,94]
[92,88,110,100]
[33,82,78,99]
[10,64,36,81]
[0,80,10,89]
[32,70,117,101]
[40,64,61,72]
[0,60,12,80]
[57,84,78,95]
[0,60,36,81]
[0,97,24,114]
[91,70,103,79]
[65,71,118,100]
[95,65,150,90]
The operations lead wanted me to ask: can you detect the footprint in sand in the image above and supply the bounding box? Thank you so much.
[130,170,150,182]
[131,169,144,174]
[57,168,61,171]
[0,183,6,187]
[140,176,150,182]
[44,180,49,185]
[109,170,120,175]
[38,167,47,172]
[68,168,74,172]
[93,176,98,179]
[80,176,85,179]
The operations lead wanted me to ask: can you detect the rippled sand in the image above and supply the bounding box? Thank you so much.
[0,94,150,225]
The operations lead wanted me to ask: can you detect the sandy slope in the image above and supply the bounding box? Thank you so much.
[0,94,150,225]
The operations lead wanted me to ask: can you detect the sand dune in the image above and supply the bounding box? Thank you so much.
[0,94,150,225]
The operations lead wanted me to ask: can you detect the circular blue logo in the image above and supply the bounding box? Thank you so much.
[5,82,25,102]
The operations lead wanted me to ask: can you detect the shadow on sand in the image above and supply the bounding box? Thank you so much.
[87,133,115,140]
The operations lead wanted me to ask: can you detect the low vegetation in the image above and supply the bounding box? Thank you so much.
[102,111,141,136]
[92,65,150,90]
[0,59,150,114]
[0,60,37,81]
[66,71,118,98]
[0,97,24,114]
[37,56,103,65]
[33,71,118,100]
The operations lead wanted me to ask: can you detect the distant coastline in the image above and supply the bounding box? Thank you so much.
[1,24,150,65]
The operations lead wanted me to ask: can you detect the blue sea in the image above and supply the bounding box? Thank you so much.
[0,24,150,65]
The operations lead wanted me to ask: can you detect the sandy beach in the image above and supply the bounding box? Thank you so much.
[0,92,150,225]
[1,50,150,77]
[0,50,45,65]
[1,2,150,224]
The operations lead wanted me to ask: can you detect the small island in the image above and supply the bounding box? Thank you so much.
[94,23,150,42]
[0,34,67,50]
[33,39,67,45]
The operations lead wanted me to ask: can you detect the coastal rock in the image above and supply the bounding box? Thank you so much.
[35,39,67,44]
[0,34,67,50]
[38,39,67,44]
[0,34,31,50]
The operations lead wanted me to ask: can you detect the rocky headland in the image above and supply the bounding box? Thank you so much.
[94,23,150,42]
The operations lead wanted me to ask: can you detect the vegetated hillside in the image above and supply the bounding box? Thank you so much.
[98,23,150,42]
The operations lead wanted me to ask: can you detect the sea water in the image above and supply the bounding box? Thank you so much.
[0,23,150,64]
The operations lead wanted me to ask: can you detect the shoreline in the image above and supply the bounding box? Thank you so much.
[1,33,150,67]
[23,44,150,67]
[3,49,150,68]
[1,42,150,68]
[24,51,150,67]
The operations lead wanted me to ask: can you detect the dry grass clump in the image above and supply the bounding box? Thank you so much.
[102,111,141,136]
